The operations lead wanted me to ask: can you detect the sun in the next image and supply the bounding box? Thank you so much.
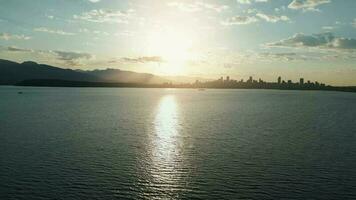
[146,27,195,75]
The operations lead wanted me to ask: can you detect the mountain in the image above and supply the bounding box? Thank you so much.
[82,68,168,84]
[0,59,98,84]
[0,59,168,85]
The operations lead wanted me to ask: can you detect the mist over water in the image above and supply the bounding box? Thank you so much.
[1,87,356,199]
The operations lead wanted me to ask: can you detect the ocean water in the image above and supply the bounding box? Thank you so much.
[1,87,356,199]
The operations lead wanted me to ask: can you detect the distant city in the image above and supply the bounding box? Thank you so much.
[192,76,328,90]
[1,58,354,93]
[15,76,356,93]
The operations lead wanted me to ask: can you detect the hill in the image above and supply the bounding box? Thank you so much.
[0,59,168,85]
[0,59,98,84]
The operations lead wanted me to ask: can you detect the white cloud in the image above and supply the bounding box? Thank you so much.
[223,12,289,25]
[88,0,100,3]
[288,0,331,11]
[74,9,134,24]
[121,56,164,63]
[0,32,31,40]
[79,28,110,36]
[167,2,229,12]
[222,15,258,25]
[34,27,75,36]
[322,26,334,30]
[256,13,290,23]
[237,0,268,4]
[237,0,251,4]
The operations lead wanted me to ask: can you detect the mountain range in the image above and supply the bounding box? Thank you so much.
[0,59,208,85]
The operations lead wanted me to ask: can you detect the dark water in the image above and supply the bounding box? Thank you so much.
[1,87,356,199]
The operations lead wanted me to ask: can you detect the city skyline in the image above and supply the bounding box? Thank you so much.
[196,75,327,88]
[0,0,356,85]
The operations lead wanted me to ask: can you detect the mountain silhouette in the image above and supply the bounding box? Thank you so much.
[82,68,168,84]
[0,59,168,85]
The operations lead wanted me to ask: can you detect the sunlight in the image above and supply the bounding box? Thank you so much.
[154,95,178,139]
[143,94,185,197]
[151,95,181,178]
[146,27,195,75]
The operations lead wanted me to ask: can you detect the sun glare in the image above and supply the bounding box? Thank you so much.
[146,27,195,75]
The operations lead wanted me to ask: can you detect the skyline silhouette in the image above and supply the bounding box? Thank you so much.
[1,58,356,93]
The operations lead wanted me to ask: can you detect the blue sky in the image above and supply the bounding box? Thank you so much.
[0,0,356,85]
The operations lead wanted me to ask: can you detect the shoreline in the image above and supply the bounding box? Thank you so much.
[2,79,355,93]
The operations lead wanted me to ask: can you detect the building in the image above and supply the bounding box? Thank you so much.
[278,76,281,84]
[226,76,230,82]
[300,78,304,85]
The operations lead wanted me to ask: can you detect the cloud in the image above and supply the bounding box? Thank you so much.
[88,0,100,2]
[237,0,251,4]
[6,46,32,52]
[121,56,164,63]
[222,15,258,25]
[223,12,289,25]
[74,9,134,24]
[34,27,75,36]
[322,26,334,30]
[53,51,93,64]
[256,13,290,23]
[167,2,229,12]
[79,28,110,36]
[258,52,308,61]
[352,19,356,28]
[267,32,356,50]
[288,0,331,11]
[0,32,31,40]
[236,0,268,4]
[0,46,94,66]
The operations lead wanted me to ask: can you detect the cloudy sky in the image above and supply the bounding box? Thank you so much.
[0,0,355,85]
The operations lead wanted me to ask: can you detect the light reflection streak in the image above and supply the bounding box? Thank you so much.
[147,95,183,197]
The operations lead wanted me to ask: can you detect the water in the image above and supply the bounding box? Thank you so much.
[1,87,356,199]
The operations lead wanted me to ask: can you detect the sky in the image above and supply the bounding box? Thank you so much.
[0,0,356,85]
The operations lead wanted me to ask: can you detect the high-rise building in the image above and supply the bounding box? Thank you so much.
[248,76,253,83]
[226,76,230,82]
[300,78,304,85]
[278,76,281,84]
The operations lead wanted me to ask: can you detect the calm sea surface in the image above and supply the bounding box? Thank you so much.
[1,87,356,199]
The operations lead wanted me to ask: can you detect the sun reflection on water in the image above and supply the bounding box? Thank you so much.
[147,95,184,197]
[155,95,179,139]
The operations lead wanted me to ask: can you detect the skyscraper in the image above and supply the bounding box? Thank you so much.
[300,78,304,85]
[278,76,281,84]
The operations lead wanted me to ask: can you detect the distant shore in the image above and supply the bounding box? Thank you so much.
[8,79,356,93]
